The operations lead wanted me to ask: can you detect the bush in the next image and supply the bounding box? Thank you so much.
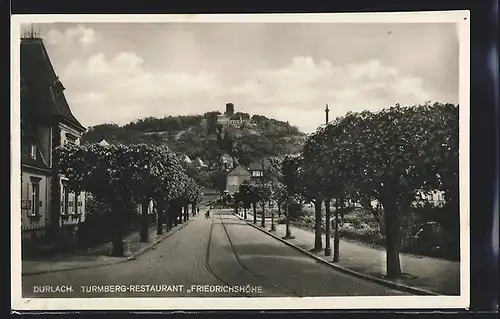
[77,193,137,248]
[288,200,306,219]
[287,203,459,261]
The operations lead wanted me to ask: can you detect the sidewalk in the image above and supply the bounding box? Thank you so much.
[240,212,460,295]
[22,217,196,275]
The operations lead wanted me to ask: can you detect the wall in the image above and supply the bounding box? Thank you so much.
[136,200,155,215]
[226,175,250,193]
[416,190,446,207]
[59,177,86,226]
[58,122,86,226]
[36,125,52,167]
[59,122,82,146]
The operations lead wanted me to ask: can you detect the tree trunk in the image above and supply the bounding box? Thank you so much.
[313,199,323,251]
[184,204,189,221]
[177,205,183,224]
[261,201,266,227]
[253,202,257,224]
[111,205,124,257]
[381,198,402,278]
[325,198,332,256]
[157,206,163,235]
[270,204,276,231]
[244,207,247,220]
[192,203,196,217]
[278,202,282,218]
[285,198,293,238]
[140,201,149,243]
[333,198,340,262]
[173,203,179,226]
[166,206,173,230]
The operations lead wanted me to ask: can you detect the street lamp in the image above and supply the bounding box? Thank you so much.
[324,104,332,257]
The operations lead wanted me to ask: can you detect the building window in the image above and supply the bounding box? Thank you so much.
[74,193,79,215]
[65,132,78,145]
[68,193,76,214]
[28,177,41,216]
[61,185,69,215]
[252,170,263,177]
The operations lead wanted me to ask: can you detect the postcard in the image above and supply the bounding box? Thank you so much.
[11,11,470,311]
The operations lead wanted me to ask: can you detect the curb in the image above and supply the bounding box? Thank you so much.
[233,213,439,296]
[22,219,194,276]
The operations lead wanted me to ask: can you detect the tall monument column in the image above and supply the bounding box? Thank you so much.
[325,104,329,124]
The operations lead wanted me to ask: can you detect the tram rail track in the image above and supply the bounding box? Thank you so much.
[203,214,251,297]
[215,212,302,297]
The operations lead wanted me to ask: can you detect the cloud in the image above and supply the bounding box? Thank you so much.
[61,52,226,127]
[61,53,452,133]
[229,56,446,131]
[46,25,96,46]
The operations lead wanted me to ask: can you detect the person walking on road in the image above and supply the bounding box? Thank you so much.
[205,209,210,219]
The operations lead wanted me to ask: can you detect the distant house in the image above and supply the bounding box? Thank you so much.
[182,154,192,165]
[364,189,447,211]
[20,32,87,248]
[219,153,234,170]
[226,165,251,194]
[216,103,246,127]
[415,189,446,207]
[248,161,265,181]
[192,157,207,169]
[217,114,231,125]
[98,139,109,147]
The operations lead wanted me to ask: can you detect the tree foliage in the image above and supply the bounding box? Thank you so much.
[56,142,203,256]
[82,112,306,169]
[306,102,459,277]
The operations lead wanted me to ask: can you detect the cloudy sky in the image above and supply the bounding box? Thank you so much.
[26,22,459,133]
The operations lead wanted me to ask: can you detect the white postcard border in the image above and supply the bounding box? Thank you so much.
[11,11,470,311]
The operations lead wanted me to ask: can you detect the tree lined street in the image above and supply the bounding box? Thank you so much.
[22,210,409,298]
[23,102,459,298]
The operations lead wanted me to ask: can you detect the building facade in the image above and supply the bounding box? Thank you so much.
[20,34,87,249]
[216,103,246,127]
[226,165,251,194]
[248,161,265,181]
[219,153,234,171]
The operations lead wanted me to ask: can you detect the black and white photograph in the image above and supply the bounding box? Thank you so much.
[11,12,470,310]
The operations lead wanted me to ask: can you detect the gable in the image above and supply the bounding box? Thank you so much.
[228,165,251,177]
[248,161,264,170]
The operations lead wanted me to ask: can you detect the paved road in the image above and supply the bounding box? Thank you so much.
[22,210,409,298]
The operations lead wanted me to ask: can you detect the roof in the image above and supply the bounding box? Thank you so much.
[228,165,251,177]
[248,161,264,170]
[195,158,207,166]
[20,37,86,132]
[98,139,110,146]
[21,136,50,171]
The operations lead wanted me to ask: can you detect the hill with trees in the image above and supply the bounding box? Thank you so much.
[81,112,307,168]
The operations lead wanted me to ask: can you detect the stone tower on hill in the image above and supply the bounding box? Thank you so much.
[225,103,235,117]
